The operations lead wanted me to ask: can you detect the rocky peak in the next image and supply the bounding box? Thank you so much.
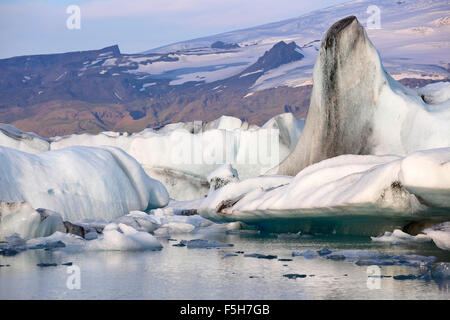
[243,41,304,74]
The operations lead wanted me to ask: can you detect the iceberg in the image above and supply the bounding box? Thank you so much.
[198,150,450,235]
[194,17,450,236]
[0,201,65,240]
[113,211,161,233]
[323,250,437,267]
[26,231,85,248]
[46,113,303,200]
[86,223,162,251]
[207,164,239,192]
[0,146,169,226]
[371,229,431,244]
[0,124,50,154]
[21,222,163,252]
[423,222,450,251]
[270,16,450,176]
[416,82,450,105]
[0,113,303,201]
[179,239,233,249]
[148,202,242,237]
[371,222,450,252]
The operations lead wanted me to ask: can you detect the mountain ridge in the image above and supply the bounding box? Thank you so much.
[0,0,448,137]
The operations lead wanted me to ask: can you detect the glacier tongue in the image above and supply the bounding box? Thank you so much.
[270,16,450,176]
[0,146,169,224]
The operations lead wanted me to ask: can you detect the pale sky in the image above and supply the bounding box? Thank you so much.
[0,0,350,59]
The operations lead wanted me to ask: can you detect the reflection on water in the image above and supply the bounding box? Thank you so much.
[0,233,449,299]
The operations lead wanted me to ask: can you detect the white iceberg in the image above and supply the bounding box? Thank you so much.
[26,231,85,247]
[153,222,196,236]
[0,114,303,201]
[199,175,292,216]
[0,201,65,240]
[86,223,162,251]
[416,82,450,105]
[0,146,169,224]
[203,16,449,235]
[271,17,450,176]
[113,211,161,233]
[371,229,431,244]
[423,222,450,251]
[198,150,450,235]
[46,113,303,200]
[0,124,50,154]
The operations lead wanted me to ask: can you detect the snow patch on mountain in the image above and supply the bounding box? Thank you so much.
[141,0,449,90]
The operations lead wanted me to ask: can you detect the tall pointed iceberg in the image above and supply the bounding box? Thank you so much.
[271,16,450,176]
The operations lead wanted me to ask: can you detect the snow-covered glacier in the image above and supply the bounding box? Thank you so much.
[142,0,449,91]
[271,16,450,176]
[0,146,169,229]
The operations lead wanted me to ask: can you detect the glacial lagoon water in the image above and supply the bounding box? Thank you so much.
[0,232,449,300]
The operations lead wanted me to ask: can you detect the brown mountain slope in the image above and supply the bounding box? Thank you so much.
[6,85,311,137]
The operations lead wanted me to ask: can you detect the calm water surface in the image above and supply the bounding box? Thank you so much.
[0,233,449,299]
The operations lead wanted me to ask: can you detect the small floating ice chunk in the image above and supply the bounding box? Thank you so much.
[431,262,450,280]
[194,221,242,235]
[0,202,65,240]
[151,208,212,228]
[393,274,419,280]
[423,222,450,251]
[226,229,260,235]
[26,231,85,248]
[371,229,431,244]
[324,249,437,267]
[276,232,302,239]
[0,248,20,256]
[180,239,233,248]
[128,211,161,231]
[36,263,58,267]
[326,254,346,261]
[355,259,395,266]
[391,254,437,267]
[244,253,277,259]
[292,249,317,259]
[219,250,238,258]
[5,233,26,246]
[317,248,332,256]
[172,242,186,247]
[86,223,162,251]
[114,211,160,233]
[154,222,196,236]
[283,274,307,279]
